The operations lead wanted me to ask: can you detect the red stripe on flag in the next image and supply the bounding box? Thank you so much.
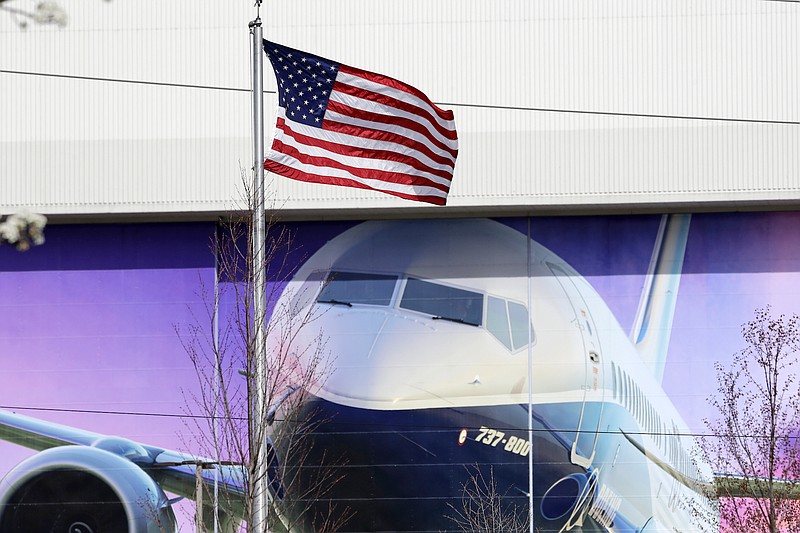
[338,64,454,122]
[269,139,450,193]
[333,81,457,141]
[276,119,454,182]
[265,160,447,206]
[322,118,456,169]
[326,99,458,159]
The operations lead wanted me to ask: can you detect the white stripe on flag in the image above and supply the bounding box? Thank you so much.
[328,90,457,152]
[274,123,452,188]
[324,109,457,164]
[267,150,449,200]
[279,111,455,174]
[336,70,456,133]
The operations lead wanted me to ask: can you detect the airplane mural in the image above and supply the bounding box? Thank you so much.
[2,213,800,532]
[266,215,715,532]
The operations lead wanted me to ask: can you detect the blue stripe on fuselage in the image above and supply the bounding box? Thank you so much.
[275,397,652,532]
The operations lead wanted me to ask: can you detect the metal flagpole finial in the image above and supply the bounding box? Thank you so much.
[249,0,261,30]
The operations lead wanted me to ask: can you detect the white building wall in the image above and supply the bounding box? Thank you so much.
[1,0,798,218]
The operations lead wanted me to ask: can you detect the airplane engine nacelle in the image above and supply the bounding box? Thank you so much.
[540,471,597,528]
[0,445,177,533]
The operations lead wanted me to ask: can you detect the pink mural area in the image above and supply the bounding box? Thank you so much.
[0,222,219,529]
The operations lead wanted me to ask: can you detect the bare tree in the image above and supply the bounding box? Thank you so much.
[702,306,800,533]
[447,465,530,533]
[178,178,348,532]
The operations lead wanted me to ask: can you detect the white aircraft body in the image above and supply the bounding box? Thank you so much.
[0,215,718,532]
[271,216,717,532]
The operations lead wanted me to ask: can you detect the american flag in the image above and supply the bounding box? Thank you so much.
[263,40,458,206]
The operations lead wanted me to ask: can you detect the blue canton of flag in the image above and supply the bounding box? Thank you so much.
[265,42,338,128]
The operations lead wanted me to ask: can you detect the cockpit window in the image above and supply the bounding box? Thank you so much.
[486,296,512,348]
[400,278,483,326]
[317,271,398,306]
[508,301,534,349]
[486,296,534,351]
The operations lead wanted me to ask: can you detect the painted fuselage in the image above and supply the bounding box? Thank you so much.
[271,219,716,532]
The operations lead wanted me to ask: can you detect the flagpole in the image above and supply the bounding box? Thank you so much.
[249,7,268,532]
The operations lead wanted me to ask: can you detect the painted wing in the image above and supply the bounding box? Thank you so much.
[714,474,800,500]
[0,409,248,520]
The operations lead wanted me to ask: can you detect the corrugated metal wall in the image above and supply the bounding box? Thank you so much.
[1,0,798,218]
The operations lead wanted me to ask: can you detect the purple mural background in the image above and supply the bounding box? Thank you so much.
[2,212,800,529]
[0,222,217,526]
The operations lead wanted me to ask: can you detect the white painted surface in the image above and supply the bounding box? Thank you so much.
[1,0,798,217]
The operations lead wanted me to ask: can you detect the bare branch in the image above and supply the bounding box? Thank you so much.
[701,307,800,533]
[178,171,347,532]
